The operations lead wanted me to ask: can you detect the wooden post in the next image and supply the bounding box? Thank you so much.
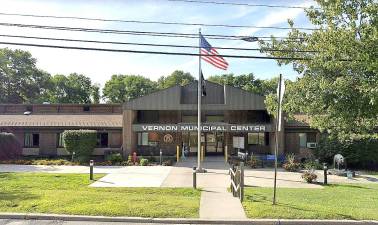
[176,145,180,162]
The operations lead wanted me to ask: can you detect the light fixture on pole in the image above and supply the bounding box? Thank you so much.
[240,36,259,42]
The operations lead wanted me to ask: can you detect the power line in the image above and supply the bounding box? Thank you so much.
[0,34,318,53]
[0,41,312,60]
[0,22,306,42]
[167,0,318,9]
[0,12,318,31]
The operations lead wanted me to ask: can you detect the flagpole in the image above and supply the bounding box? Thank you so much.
[273,73,282,205]
[197,28,202,172]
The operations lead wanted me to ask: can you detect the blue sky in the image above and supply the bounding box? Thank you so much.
[0,0,316,87]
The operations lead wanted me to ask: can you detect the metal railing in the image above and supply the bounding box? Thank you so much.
[229,162,244,202]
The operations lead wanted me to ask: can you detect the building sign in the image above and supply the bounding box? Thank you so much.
[163,134,173,143]
[132,124,271,132]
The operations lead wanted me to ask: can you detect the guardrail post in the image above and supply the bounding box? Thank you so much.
[240,162,244,202]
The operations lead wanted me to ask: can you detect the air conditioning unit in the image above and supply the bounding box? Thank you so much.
[307,142,318,148]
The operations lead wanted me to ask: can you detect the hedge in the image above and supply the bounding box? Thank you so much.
[0,132,22,160]
[315,134,378,169]
[62,130,97,162]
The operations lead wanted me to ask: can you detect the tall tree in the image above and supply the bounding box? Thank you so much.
[47,73,94,103]
[0,48,51,103]
[208,73,277,96]
[157,70,194,89]
[103,74,157,103]
[91,83,101,104]
[260,0,378,136]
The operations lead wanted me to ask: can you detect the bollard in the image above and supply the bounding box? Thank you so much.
[201,146,204,162]
[160,149,163,165]
[71,151,76,161]
[176,145,180,162]
[240,162,244,202]
[224,146,228,163]
[89,160,94,180]
[323,163,328,185]
[193,166,197,189]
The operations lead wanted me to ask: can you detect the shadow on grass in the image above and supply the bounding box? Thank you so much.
[0,190,39,206]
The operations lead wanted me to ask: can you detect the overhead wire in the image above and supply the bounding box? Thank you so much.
[0,22,307,42]
[167,0,318,9]
[0,12,319,31]
[0,34,318,53]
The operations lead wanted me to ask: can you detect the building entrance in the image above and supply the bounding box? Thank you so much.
[182,132,224,155]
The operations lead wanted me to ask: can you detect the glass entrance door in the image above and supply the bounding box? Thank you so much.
[205,132,224,155]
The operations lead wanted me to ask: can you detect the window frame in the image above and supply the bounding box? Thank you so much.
[24,133,39,148]
[247,132,266,146]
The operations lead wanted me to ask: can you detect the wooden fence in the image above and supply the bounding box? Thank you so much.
[229,162,244,202]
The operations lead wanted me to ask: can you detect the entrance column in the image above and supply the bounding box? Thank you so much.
[122,109,137,157]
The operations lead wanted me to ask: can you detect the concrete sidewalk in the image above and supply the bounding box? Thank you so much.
[164,157,247,220]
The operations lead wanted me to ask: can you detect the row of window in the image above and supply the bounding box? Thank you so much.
[25,106,92,112]
[23,133,109,148]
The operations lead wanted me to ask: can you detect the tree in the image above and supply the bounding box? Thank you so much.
[102,74,157,103]
[260,0,378,137]
[0,48,51,103]
[91,83,101,104]
[157,70,194,89]
[208,73,277,96]
[47,73,94,103]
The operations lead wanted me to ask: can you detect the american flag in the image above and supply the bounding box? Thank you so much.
[200,34,228,70]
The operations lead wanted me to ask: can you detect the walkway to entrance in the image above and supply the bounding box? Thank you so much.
[162,156,247,220]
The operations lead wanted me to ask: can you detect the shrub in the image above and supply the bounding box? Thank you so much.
[62,130,97,163]
[105,153,123,164]
[301,170,318,183]
[0,132,22,160]
[303,159,323,170]
[140,158,149,166]
[315,134,378,169]
[246,155,261,168]
[282,153,302,172]
[162,160,173,166]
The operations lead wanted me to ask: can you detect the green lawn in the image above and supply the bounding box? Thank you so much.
[243,184,378,220]
[0,173,200,218]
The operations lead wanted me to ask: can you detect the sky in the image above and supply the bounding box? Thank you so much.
[0,0,316,87]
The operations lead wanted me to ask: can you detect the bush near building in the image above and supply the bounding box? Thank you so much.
[315,134,378,169]
[0,132,22,160]
[62,130,97,162]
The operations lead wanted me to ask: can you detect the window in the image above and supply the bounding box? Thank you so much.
[97,133,108,147]
[182,116,197,123]
[83,106,90,112]
[205,115,224,122]
[299,133,307,148]
[24,133,39,147]
[56,133,64,147]
[248,133,266,145]
[137,132,159,146]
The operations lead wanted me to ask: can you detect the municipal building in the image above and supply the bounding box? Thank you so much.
[0,81,318,159]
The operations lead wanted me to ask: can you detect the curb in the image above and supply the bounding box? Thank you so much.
[0,213,378,225]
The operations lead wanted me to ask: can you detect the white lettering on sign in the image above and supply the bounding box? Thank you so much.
[138,124,267,132]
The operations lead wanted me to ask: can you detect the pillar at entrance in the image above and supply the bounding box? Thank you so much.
[122,110,137,157]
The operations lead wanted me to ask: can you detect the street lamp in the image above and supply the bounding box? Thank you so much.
[241,36,259,42]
